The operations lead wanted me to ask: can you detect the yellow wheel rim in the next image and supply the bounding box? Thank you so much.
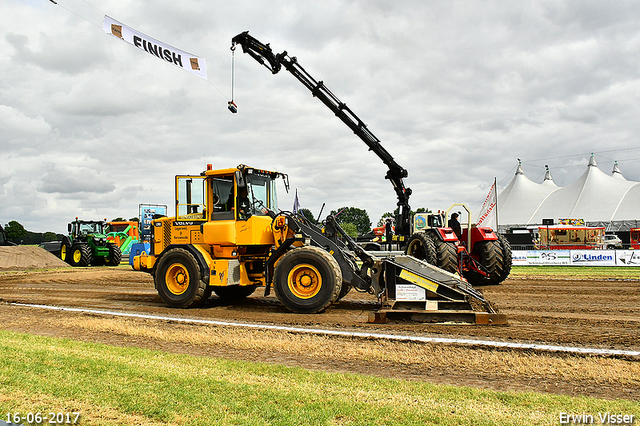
[287,264,322,299]
[73,249,82,263]
[61,245,67,260]
[165,263,190,295]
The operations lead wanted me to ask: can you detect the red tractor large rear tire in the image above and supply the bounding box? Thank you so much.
[464,240,504,286]
[434,238,458,274]
[496,234,512,283]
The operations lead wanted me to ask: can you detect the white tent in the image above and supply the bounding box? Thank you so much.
[497,163,557,225]
[497,155,640,229]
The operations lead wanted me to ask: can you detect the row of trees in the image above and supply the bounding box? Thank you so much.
[298,206,432,238]
[4,208,430,244]
[2,217,139,245]
[2,221,63,245]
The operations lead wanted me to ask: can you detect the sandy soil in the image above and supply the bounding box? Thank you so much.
[0,263,638,401]
[0,246,67,270]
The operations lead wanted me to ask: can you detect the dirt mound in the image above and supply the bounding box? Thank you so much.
[0,246,68,271]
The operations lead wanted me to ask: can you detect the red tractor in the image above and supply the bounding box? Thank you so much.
[406,205,511,286]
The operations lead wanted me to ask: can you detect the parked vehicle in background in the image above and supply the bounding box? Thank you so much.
[603,233,623,249]
[0,224,16,246]
[59,218,122,266]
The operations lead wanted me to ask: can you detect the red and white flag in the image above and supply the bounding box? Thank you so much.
[477,179,497,229]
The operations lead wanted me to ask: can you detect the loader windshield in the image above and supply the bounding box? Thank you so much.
[245,173,278,217]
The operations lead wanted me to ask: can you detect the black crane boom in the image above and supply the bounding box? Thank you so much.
[231,31,412,236]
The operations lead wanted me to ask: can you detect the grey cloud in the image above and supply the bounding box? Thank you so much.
[38,165,116,194]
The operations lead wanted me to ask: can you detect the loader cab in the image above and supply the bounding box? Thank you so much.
[171,165,289,254]
[177,166,284,223]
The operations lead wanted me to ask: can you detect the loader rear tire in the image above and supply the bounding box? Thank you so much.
[155,248,207,308]
[405,233,437,266]
[69,243,92,267]
[274,246,342,313]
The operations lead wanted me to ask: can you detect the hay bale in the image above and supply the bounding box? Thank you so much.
[0,246,68,271]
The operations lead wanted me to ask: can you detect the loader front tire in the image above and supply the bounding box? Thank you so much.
[274,246,342,313]
[155,248,207,308]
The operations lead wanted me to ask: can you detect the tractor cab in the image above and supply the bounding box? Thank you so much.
[69,220,106,239]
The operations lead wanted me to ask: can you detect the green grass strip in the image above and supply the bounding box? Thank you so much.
[0,330,638,425]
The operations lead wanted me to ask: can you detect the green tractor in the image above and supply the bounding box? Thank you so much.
[60,218,122,266]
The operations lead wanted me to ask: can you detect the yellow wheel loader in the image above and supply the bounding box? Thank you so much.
[133,164,505,324]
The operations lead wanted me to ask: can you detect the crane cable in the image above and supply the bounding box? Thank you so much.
[228,46,238,113]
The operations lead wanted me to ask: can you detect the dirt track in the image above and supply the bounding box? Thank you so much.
[0,267,638,350]
[0,266,639,400]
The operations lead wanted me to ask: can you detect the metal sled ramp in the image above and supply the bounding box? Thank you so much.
[369,255,507,325]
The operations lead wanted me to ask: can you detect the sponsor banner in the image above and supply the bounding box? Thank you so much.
[103,16,207,80]
[511,250,528,265]
[526,250,571,265]
[396,284,426,301]
[513,250,640,266]
[570,250,616,266]
[139,204,167,239]
[615,250,640,267]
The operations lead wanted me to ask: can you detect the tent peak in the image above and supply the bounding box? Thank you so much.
[612,160,626,180]
[544,165,554,182]
[588,153,598,167]
[612,161,623,175]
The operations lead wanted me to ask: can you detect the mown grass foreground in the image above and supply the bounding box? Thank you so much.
[0,330,638,426]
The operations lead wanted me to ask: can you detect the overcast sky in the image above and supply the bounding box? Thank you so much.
[2,0,640,233]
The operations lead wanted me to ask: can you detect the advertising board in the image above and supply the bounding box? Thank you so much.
[570,251,616,266]
[526,250,571,265]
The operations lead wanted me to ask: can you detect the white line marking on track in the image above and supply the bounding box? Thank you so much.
[10,302,640,357]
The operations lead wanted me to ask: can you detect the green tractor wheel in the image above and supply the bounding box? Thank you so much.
[105,243,122,266]
[59,240,72,264]
[69,243,92,267]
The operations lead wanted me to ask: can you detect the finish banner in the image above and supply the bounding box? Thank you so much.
[103,16,207,80]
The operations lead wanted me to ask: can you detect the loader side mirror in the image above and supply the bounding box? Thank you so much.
[235,170,246,188]
[68,223,72,233]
